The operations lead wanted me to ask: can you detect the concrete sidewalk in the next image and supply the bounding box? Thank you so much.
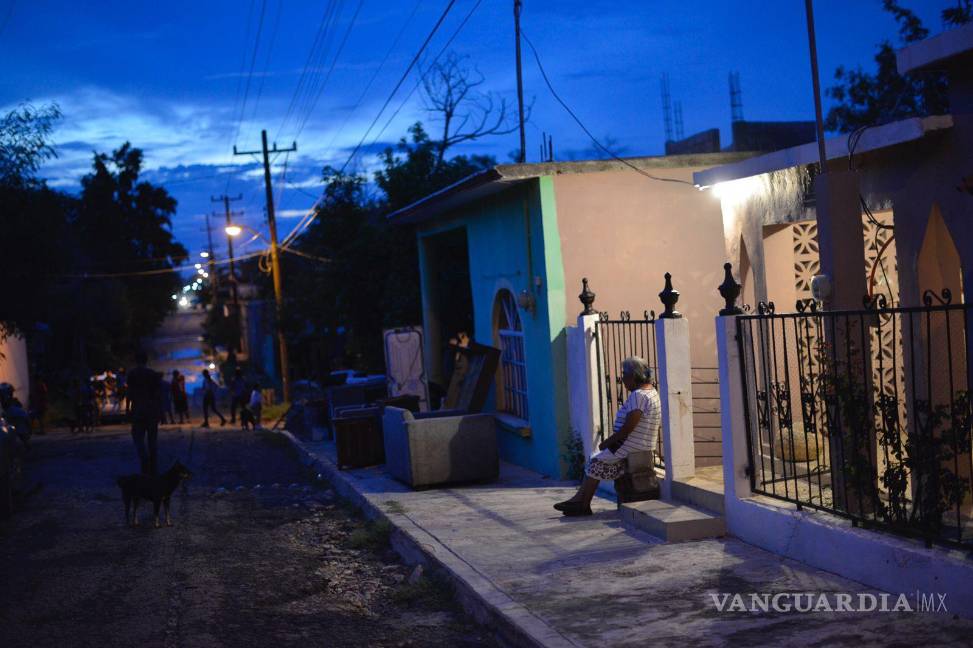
[282,433,973,647]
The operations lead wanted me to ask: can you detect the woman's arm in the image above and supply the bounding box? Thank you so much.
[599,409,642,451]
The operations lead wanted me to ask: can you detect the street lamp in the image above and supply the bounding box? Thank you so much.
[224,224,243,238]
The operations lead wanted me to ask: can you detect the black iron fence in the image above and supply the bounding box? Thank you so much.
[737,292,972,548]
[595,310,663,467]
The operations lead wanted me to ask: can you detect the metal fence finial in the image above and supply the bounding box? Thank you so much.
[659,272,682,319]
[718,263,743,316]
[579,277,596,316]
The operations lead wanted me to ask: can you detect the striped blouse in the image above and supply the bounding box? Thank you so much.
[611,387,661,459]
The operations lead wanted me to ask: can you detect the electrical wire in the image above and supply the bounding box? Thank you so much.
[289,0,346,139]
[521,30,694,187]
[56,249,271,280]
[337,0,458,175]
[324,0,424,152]
[276,0,342,141]
[368,0,483,151]
[282,247,332,263]
[231,0,270,152]
[293,0,365,141]
[278,0,458,249]
[248,0,286,126]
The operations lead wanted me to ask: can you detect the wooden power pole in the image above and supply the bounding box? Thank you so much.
[211,193,243,307]
[233,130,297,402]
[514,0,526,163]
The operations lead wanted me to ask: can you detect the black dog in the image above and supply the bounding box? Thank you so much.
[117,461,192,528]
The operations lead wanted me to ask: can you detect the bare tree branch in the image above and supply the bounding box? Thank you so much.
[420,52,530,167]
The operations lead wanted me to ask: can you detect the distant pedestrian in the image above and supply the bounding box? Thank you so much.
[247,383,262,430]
[230,368,247,424]
[28,376,48,435]
[159,376,174,425]
[200,369,226,428]
[117,367,128,415]
[127,351,161,475]
[171,370,189,424]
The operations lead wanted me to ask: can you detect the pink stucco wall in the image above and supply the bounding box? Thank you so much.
[553,167,727,368]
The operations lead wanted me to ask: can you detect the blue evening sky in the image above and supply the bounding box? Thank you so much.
[0,0,957,256]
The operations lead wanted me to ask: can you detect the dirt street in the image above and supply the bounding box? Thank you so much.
[0,425,497,648]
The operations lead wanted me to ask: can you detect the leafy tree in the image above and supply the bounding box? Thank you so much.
[825,0,972,132]
[74,143,188,355]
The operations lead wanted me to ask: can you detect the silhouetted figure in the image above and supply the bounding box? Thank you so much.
[127,351,161,475]
[200,369,226,428]
[159,376,174,425]
[230,368,246,424]
[171,370,189,424]
[29,376,48,435]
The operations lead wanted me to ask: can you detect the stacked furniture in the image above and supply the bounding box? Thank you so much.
[382,342,501,488]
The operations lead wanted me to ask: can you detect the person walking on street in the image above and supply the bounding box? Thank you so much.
[248,383,263,431]
[230,368,247,424]
[171,370,189,424]
[28,376,48,435]
[200,369,226,428]
[159,375,174,425]
[127,351,161,475]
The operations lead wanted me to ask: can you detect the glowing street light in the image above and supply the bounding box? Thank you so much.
[224,224,243,237]
[195,263,202,269]
[200,251,210,258]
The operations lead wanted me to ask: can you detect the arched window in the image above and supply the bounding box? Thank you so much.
[493,290,528,421]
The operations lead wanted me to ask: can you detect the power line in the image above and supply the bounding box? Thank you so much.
[293,0,365,141]
[337,0,458,174]
[230,0,270,154]
[324,0,424,152]
[276,0,343,141]
[520,30,694,187]
[248,0,286,126]
[368,0,482,151]
[282,247,332,263]
[56,249,270,280]
[279,0,459,249]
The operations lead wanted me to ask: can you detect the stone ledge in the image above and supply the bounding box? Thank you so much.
[621,499,726,542]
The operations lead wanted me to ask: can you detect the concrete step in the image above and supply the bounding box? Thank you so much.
[620,499,726,542]
[671,477,725,515]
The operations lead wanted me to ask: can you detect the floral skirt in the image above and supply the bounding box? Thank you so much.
[585,454,626,481]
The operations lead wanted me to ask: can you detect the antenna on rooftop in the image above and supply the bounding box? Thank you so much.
[729,71,744,123]
[674,101,684,140]
[660,73,672,142]
[661,73,673,144]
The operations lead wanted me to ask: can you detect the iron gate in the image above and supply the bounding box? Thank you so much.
[736,294,973,548]
[595,310,662,467]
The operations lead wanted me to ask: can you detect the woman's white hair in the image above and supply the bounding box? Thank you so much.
[622,356,654,384]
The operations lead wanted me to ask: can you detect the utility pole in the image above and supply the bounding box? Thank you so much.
[204,213,218,295]
[233,130,297,402]
[514,0,526,163]
[211,194,243,307]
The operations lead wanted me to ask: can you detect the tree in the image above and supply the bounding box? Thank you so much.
[75,143,187,347]
[419,52,525,168]
[287,51,518,373]
[825,0,972,132]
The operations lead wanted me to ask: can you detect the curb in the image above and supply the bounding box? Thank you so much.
[279,430,581,648]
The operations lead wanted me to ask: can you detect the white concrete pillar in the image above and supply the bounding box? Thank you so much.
[655,317,695,497]
[715,315,751,502]
[566,314,601,459]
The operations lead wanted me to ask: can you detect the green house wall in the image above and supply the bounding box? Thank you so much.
[416,177,571,478]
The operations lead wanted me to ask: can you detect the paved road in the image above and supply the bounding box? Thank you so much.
[0,426,495,648]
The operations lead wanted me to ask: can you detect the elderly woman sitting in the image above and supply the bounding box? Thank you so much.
[555,356,661,516]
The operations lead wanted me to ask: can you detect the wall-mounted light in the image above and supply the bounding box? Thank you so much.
[517,289,536,315]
